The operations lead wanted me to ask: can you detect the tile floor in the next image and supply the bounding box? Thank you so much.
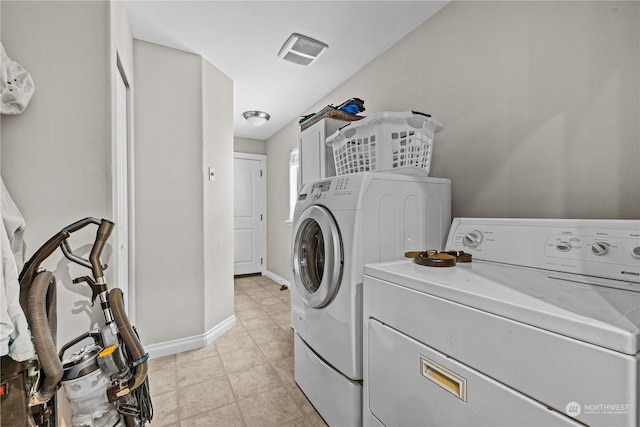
[147,275,327,427]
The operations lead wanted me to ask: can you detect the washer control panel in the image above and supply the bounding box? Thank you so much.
[447,218,640,283]
[295,174,369,214]
[310,180,331,199]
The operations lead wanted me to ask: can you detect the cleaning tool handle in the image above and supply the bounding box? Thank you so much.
[90,219,114,279]
[63,217,102,233]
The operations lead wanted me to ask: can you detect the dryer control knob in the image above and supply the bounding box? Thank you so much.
[632,246,640,259]
[312,188,322,199]
[591,242,610,256]
[555,241,572,252]
[463,230,483,248]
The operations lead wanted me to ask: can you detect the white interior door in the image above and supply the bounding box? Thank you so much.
[234,154,266,275]
[116,68,129,310]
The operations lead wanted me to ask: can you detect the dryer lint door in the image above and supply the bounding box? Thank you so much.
[292,205,343,308]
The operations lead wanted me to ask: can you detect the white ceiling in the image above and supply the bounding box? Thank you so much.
[124,1,448,140]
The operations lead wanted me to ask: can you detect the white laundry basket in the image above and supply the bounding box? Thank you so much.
[326,111,443,176]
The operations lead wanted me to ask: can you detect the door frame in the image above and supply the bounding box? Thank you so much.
[111,55,134,322]
[233,152,267,275]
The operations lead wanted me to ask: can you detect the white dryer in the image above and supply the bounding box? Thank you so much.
[291,172,451,426]
[363,218,640,426]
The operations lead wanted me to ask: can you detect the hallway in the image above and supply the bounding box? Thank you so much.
[147,275,326,426]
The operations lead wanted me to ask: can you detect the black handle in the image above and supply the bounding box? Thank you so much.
[411,110,432,118]
[58,331,102,361]
[337,122,353,132]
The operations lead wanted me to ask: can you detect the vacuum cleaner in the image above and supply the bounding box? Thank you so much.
[2,217,152,426]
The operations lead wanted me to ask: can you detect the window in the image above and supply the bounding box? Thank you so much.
[288,147,299,224]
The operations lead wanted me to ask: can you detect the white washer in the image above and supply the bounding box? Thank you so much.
[363,218,640,426]
[291,172,451,426]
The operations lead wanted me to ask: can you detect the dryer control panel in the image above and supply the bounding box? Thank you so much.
[446,218,640,285]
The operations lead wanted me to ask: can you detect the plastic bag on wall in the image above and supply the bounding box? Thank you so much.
[1,42,35,115]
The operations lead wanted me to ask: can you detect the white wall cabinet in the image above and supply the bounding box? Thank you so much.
[299,118,347,191]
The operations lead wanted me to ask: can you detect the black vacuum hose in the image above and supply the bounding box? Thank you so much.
[27,271,63,404]
[108,288,148,392]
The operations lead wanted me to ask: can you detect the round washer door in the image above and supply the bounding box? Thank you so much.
[292,205,343,308]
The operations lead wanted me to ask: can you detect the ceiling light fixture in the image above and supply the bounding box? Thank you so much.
[243,110,270,126]
[278,33,328,66]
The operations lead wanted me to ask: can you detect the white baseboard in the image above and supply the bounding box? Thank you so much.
[263,270,290,288]
[145,314,236,359]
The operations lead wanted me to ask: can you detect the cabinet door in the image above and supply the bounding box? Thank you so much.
[299,118,347,190]
[300,125,322,189]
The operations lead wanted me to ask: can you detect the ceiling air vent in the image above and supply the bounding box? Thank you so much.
[278,33,328,66]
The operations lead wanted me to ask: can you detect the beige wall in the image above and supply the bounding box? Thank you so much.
[1,2,235,352]
[202,58,235,333]
[266,123,299,282]
[133,40,234,346]
[2,4,135,421]
[266,1,640,280]
[234,136,267,155]
[134,40,204,343]
[1,1,115,346]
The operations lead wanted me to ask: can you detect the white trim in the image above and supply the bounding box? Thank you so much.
[114,60,134,323]
[263,270,290,288]
[110,55,136,323]
[145,315,236,359]
[233,152,267,162]
[233,152,267,275]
